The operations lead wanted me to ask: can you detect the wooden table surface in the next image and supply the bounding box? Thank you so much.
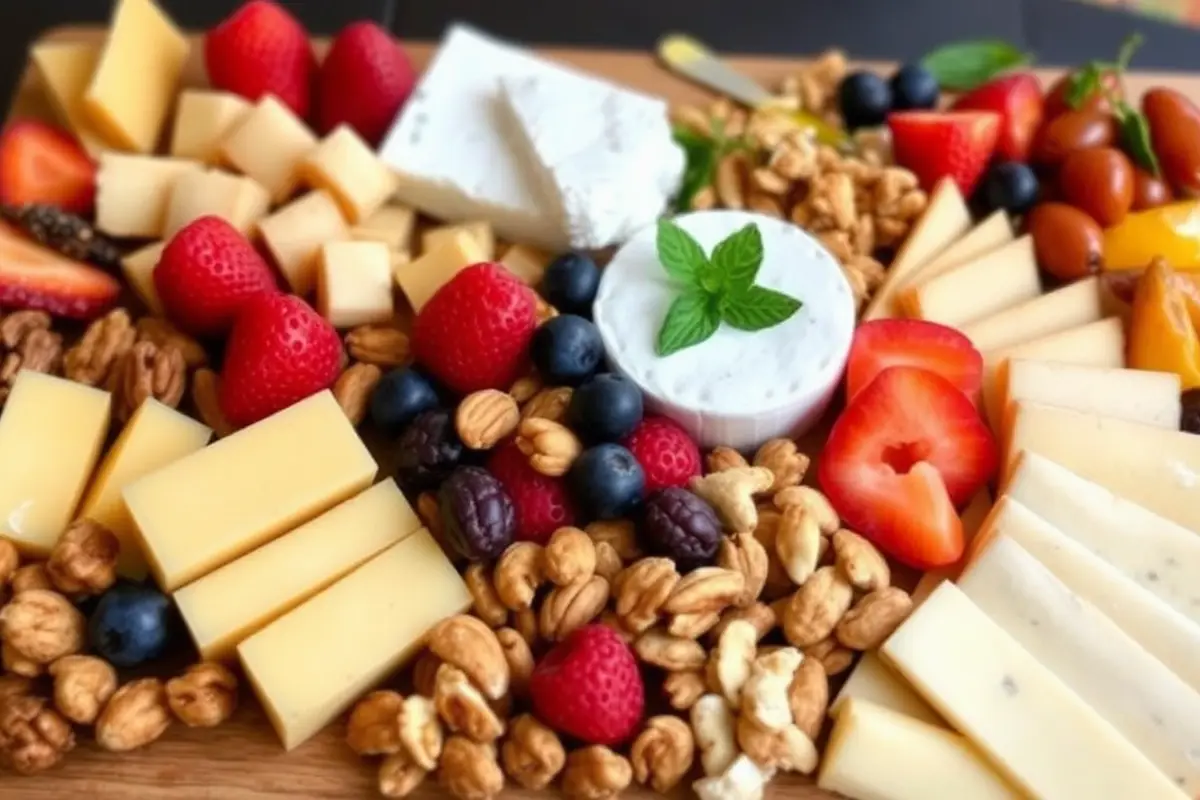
[3,25,1198,800]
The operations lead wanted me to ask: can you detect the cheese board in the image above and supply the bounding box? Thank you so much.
[5,3,1200,799]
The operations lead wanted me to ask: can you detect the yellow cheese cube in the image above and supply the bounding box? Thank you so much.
[317,241,395,329]
[238,529,471,749]
[120,241,165,314]
[394,230,487,312]
[176,479,420,661]
[163,169,271,238]
[258,191,350,296]
[123,391,377,591]
[299,125,399,224]
[169,90,252,164]
[30,41,112,156]
[79,399,211,579]
[221,96,318,203]
[423,221,495,260]
[0,372,111,556]
[350,204,415,252]
[95,153,202,239]
[500,243,551,285]
[83,0,189,153]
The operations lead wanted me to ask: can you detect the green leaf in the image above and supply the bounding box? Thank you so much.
[920,40,1032,92]
[710,223,764,290]
[720,285,803,332]
[1115,32,1144,71]
[1116,101,1161,177]
[656,219,709,286]
[1064,64,1103,110]
[671,126,719,212]
[657,291,721,356]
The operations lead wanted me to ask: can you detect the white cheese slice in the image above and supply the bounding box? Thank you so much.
[881,581,1188,800]
[1004,360,1180,429]
[594,210,854,450]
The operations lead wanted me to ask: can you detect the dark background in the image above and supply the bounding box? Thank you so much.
[3,0,1197,107]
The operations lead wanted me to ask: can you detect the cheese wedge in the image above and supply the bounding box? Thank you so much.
[972,497,1200,693]
[818,699,1022,800]
[30,41,111,155]
[1004,360,1180,431]
[881,581,1187,800]
[862,179,970,321]
[958,276,1104,353]
[962,534,1200,794]
[902,236,1041,327]
[900,210,1014,288]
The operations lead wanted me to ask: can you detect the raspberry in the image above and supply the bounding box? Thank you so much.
[487,442,576,544]
[621,416,702,494]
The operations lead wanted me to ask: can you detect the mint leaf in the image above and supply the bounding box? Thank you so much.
[657,290,720,356]
[921,40,1031,92]
[720,285,803,332]
[710,223,764,290]
[672,126,718,212]
[656,220,708,286]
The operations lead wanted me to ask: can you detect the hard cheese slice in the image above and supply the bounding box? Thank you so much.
[958,276,1104,353]
[881,581,1187,800]
[898,210,1014,290]
[238,528,471,750]
[30,41,111,155]
[818,698,1022,800]
[1005,360,1180,430]
[902,236,1041,327]
[962,534,1200,794]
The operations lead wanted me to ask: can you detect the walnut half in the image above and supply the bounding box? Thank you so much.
[46,519,120,595]
[0,695,75,774]
[165,662,238,728]
[49,654,117,725]
[95,679,172,752]
[108,340,186,424]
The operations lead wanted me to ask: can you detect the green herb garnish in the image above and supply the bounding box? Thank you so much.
[920,40,1032,92]
[671,119,749,212]
[1064,32,1142,111]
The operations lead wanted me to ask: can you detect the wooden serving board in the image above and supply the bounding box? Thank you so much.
[4,25,1200,800]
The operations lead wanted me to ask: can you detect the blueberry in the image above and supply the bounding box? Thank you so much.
[531,315,605,386]
[88,583,176,668]
[541,252,601,317]
[567,444,645,520]
[370,368,441,434]
[567,373,643,443]
[979,161,1040,215]
[889,64,940,111]
[838,71,893,131]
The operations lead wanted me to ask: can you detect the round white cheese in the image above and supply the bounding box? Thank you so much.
[594,210,854,450]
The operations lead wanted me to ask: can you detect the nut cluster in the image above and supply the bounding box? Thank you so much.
[0,311,64,405]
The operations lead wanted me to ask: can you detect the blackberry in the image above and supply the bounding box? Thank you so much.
[1,204,121,268]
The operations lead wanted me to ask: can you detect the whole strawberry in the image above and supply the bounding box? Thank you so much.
[412,263,537,395]
[487,442,577,544]
[154,216,277,337]
[316,21,416,146]
[220,293,344,427]
[530,624,644,745]
[622,416,701,494]
[204,1,316,118]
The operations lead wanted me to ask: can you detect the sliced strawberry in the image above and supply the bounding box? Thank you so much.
[950,73,1044,162]
[887,111,1000,197]
[0,121,96,214]
[0,222,119,320]
[845,319,983,403]
[818,366,998,568]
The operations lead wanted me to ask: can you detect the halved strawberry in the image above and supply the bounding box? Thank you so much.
[0,222,119,320]
[950,73,1044,162]
[845,319,983,403]
[818,366,998,568]
[888,111,1000,197]
[0,121,96,214]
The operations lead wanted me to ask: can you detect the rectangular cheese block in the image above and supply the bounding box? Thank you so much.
[78,399,211,579]
[169,90,252,164]
[317,241,395,329]
[258,191,351,296]
[238,529,471,750]
[881,581,1187,800]
[176,479,419,661]
[0,372,111,556]
[299,125,398,224]
[902,236,1041,327]
[500,243,552,285]
[95,153,202,239]
[1004,360,1180,431]
[962,534,1200,794]
[899,210,1014,290]
[30,41,111,155]
[972,497,1200,693]
[394,229,487,311]
[120,241,165,314]
[220,96,318,203]
[958,276,1104,353]
[422,221,496,260]
[351,205,415,253]
[862,179,971,321]
[818,699,1022,800]
[123,391,377,591]
[83,0,188,153]
[163,169,271,239]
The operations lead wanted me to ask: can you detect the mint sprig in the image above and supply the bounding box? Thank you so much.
[670,119,750,213]
[920,40,1032,92]
[655,221,802,357]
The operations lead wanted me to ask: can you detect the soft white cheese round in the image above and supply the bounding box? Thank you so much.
[594,210,855,451]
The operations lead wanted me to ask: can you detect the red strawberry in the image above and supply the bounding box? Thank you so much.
[0,222,118,320]
[0,121,95,214]
[487,441,577,544]
[845,319,983,403]
[155,216,278,337]
[204,1,316,119]
[819,366,998,569]
[530,624,644,745]
[888,111,1001,197]
[951,73,1044,162]
[219,292,344,427]
[621,416,701,494]
[412,264,538,395]
[316,21,416,146]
